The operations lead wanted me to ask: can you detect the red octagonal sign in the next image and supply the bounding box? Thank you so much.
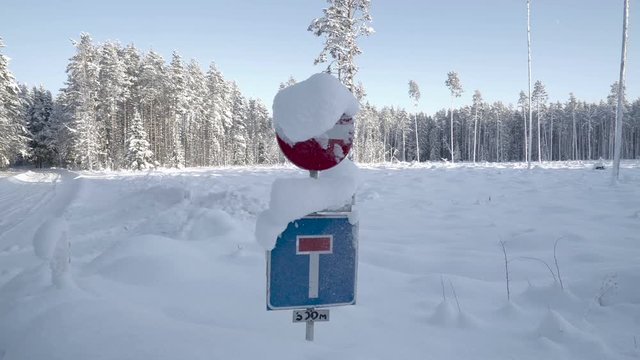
[276,115,354,171]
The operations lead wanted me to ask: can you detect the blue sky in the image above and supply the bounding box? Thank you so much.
[2,0,638,114]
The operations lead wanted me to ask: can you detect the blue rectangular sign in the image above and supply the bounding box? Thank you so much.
[267,213,358,310]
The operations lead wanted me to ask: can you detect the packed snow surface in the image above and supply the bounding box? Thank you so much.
[1,161,640,360]
[272,73,359,144]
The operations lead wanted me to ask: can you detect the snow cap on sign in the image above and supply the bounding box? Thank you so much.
[255,158,360,250]
[273,72,360,144]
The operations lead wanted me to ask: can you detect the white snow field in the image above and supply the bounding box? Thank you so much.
[1,162,639,360]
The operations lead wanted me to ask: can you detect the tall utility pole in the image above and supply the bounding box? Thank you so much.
[527,0,533,169]
[613,0,630,181]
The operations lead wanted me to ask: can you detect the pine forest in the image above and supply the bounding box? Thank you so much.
[1,33,639,170]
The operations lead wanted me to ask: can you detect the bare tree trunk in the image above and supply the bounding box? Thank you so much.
[588,117,591,160]
[450,97,455,162]
[523,111,528,161]
[537,103,542,162]
[549,114,554,160]
[473,107,478,163]
[571,109,578,160]
[613,0,629,180]
[402,128,406,162]
[496,114,500,162]
[527,0,533,168]
[414,112,420,162]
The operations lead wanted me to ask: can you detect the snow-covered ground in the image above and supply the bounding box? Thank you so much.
[1,161,639,359]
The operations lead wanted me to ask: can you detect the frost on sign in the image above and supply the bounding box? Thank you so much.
[272,73,359,171]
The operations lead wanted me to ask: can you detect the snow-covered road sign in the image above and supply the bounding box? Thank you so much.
[276,115,354,171]
[267,214,357,310]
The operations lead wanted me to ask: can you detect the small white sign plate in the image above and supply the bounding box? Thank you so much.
[292,309,330,323]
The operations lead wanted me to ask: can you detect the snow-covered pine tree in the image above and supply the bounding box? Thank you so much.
[47,90,73,166]
[0,37,29,167]
[397,108,410,162]
[445,71,463,162]
[246,98,275,164]
[120,44,142,158]
[532,80,548,161]
[185,59,207,166]
[228,81,248,165]
[167,51,188,168]
[354,103,382,163]
[308,0,374,93]
[64,33,100,170]
[139,50,166,162]
[125,110,154,170]
[204,63,225,166]
[26,86,55,167]
[97,40,130,168]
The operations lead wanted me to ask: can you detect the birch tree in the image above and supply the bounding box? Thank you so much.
[472,90,484,163]
[518,91,529,161]
[613,0,630,180]
[408,80,421,162]
[445,71,463,162]
[526,0,533,168]
[532,80,547,161]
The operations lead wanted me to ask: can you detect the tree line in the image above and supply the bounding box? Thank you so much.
[1,33,639,170]
[1,33,277,170]
[352,85,640,164]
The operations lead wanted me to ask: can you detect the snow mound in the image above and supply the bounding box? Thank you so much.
[11,171,59,183]
[272,72,359,143]
[536,309,583,342]
[86,235,209,285]
[182,208,236,241]
[428,300,479,328]
[32,217,68,260]
[518,283,581,311]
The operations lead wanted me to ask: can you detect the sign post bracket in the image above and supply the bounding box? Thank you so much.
[305,307,315,341]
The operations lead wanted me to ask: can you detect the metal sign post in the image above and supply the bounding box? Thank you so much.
[292,308,330,341]
[306,314,314,341]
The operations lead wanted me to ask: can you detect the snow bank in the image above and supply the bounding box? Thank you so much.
[3,163,640,360]
[86,234,210,286]
[272,73,359,143]
[11,171,60,183]
[255,159,359,250]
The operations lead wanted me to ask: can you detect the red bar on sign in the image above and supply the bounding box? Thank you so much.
[298,236,332,253]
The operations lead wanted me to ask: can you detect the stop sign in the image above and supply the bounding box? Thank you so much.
[276,115,354,171]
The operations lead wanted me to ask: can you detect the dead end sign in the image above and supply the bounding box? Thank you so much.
[267,214,357,310]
